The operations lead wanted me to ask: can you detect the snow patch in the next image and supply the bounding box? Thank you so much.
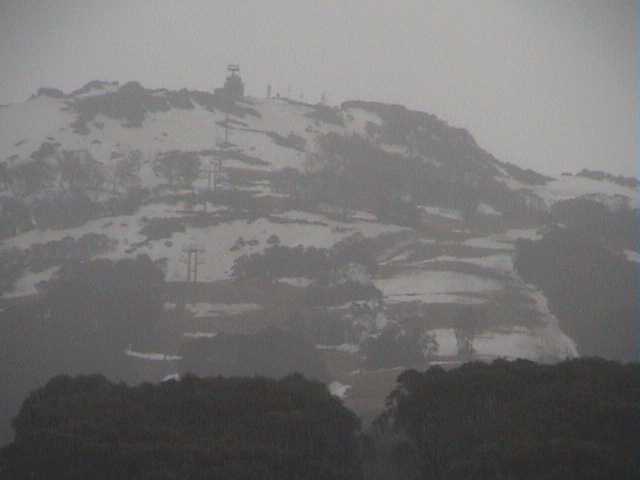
[186,303,262,318]
[2,266,57,298]
[316,343,360,354]
[375,270,502,305]
[418,205,463,221]
[336,263,372,286]
[418,254,514,274]
[125,347,182,361]
[532,176,639,208]
[279,277,313,287]
[477,203,502,216]
[462,229,540,250]
[183,332,218,339]
[328,381,351,399]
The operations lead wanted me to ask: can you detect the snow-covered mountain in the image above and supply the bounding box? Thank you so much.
[1,80,638,416]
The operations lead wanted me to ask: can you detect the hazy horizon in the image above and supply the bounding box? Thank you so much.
[0,0,636,177]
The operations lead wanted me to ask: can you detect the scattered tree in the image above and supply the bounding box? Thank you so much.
[112,150,142,192]
[153,151,201,188]
[58,149,105,193]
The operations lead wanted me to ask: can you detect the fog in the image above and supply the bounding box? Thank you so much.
[0,2,639,476]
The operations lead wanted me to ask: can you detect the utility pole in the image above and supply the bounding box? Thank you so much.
[204,157,224,192]
[206,159,214,191]
[193,248,201,283]
[186,249,192,281]
[181,245,205,283]
[224,110,230,145]
[214,157,223,191]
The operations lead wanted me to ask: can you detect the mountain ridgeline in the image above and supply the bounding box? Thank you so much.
[0,79,638,460]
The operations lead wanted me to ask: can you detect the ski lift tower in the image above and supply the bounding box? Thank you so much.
[211,64,245,192]
[220,64,243,146]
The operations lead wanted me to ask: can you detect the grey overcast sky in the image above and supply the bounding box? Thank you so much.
[0,0,636,176]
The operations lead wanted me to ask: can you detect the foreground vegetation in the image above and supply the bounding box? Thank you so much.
[1,374,362,480]
[370,358,640,479]
[2,359,639,479]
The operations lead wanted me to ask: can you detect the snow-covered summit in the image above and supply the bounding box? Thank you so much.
[1,80,636,212]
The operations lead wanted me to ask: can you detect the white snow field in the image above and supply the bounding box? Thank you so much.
[375,270,503,305]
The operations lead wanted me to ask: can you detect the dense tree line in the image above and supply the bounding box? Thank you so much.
[372,359,640,479]
[2,145,117,199]
[335,102,550,220]
[362,325,426,369]
[42,256,165,369]
[0,145,149,236]
[0,256,165,446]
[295,131,545,227]
[179,327,329,381]
[232,245,329,280]
[514,226,639,361]
[0,373,363,480]
[550,197,639,250]
[0,233,116,296]
[4,359,640,479]
[232,235,377,283]
[0,183,150,237]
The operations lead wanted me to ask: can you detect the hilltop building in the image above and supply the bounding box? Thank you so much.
[215,64,244,100]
